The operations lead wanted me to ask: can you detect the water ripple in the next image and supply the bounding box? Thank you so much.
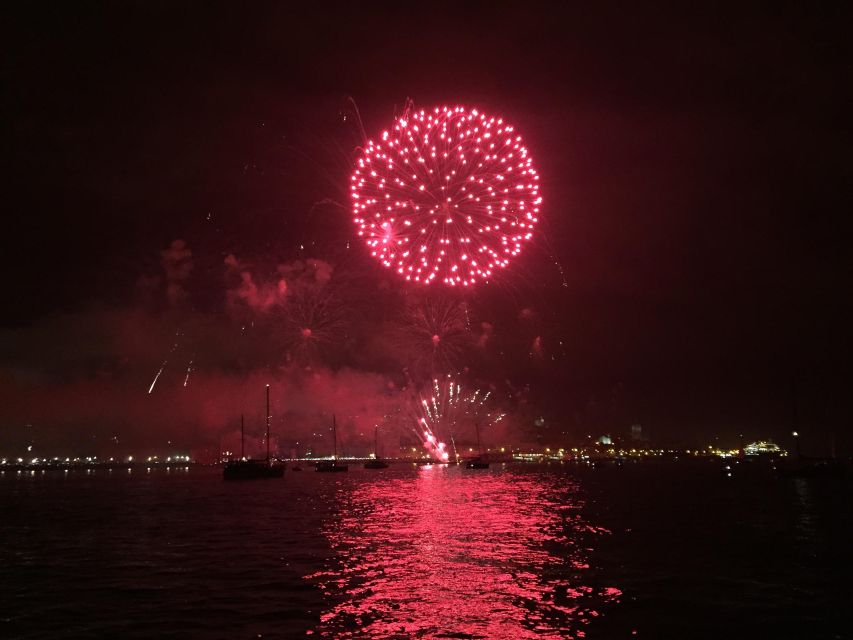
[307,465,621,638]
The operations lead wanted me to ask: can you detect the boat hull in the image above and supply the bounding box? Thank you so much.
[464,456,490,469]
[223,460,284,480]
[315,461,348,472]
[364,460,389,469]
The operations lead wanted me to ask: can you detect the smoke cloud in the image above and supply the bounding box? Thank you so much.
[0,240,536,456]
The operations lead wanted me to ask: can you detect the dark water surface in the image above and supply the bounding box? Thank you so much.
[1,463,850,639]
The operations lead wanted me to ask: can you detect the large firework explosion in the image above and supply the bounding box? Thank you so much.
[351,105,541,287]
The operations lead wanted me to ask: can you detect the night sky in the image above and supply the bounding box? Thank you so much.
[2,3,851,454]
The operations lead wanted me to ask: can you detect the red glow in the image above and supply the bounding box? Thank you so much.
[307,469,621,637]
[352,106,541,286]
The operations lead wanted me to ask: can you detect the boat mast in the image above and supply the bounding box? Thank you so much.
[475,420,481,455]
[266,384,271,462]
[241,414,245,460]
[332,414,337,461]
[374,425,379,458]
[791,377,801,459]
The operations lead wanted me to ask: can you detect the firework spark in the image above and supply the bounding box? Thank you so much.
[352,105,541,287]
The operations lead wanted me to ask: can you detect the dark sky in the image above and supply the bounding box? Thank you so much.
[2,2,851,453]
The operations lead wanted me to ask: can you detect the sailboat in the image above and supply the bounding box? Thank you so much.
[223,385,284,480]
[364,426,389,469]
[465,420,490,469]
[316,414,348,472]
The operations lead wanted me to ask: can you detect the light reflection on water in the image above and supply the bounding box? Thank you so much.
[5,464,848,638]
[308,465,621,638]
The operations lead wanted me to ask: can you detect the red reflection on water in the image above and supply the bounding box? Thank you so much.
[306,466,621,638]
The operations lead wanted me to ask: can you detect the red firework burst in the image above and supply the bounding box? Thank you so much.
[351,106,541,287]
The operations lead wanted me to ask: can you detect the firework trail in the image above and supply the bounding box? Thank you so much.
[352,105,541,287]
[410,374,505,461]
[183,356,194,388]
[148,362,167,394]
[540,233,569,289]
[340,95,368,147]
[148,330,181,394]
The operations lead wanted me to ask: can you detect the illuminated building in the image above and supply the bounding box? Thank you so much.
[744,441,784,456]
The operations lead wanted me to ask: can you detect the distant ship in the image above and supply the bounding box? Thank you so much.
[316,414,348,472]
[364,426,389,469]
[223,385,284,480]
[464,421,490,469]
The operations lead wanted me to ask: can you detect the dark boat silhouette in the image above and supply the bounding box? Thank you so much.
[465,457,490,469]
[773,383,844,478]
[464,420,490,469]
[364,426,389,469]
[224,385,284,480]
[776,457,845,478]
[224,458,284,480]
[316,414,348,472]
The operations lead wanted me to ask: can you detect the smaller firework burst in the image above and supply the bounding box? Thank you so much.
[276,289,347,365]
[409,374,505,461]
[396,295,473,378]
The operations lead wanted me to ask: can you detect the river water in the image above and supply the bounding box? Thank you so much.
[1,462,850,639]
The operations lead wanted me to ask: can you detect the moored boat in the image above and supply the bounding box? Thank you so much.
[316,414,348,472]
[464,421,489,469]
[224,386,284,481]
[364,426,389,469]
